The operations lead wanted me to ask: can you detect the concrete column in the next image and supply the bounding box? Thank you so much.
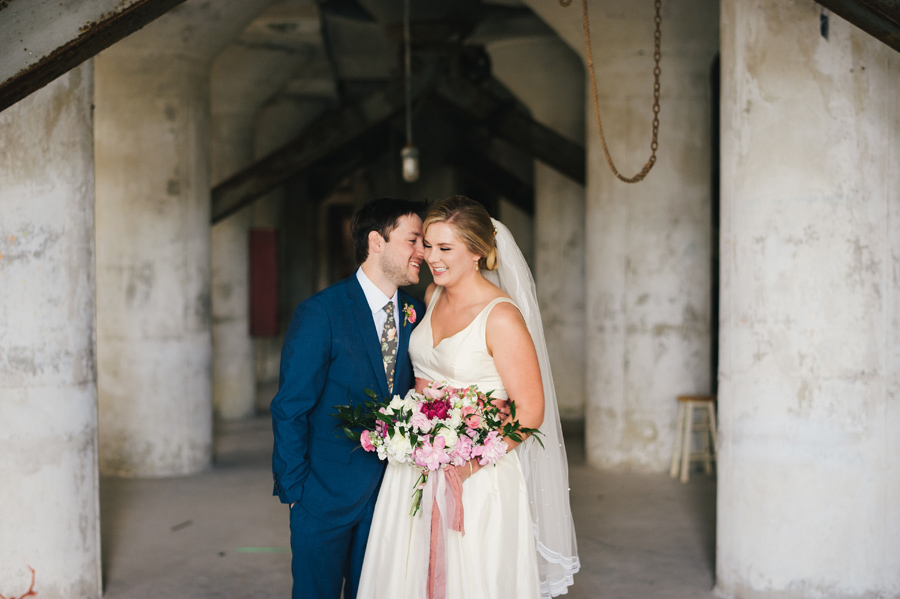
[0,63,101,598]
[95,49,213,476]
[522,0,719,468]
[210,39,311,422]
[487,36,586,420]
[585,1,718,470]
[94,0,271,476]
[210,112,255,421]
[717,3,900,597]
[252,96,329,410]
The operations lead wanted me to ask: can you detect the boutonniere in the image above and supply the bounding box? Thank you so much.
[402,303,417,326]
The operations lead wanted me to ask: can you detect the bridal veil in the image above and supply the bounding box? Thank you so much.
[483,218,580,597]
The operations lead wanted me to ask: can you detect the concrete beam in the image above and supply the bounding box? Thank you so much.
[211,78,429,223]
[0,0,186,113]
[431,75,585,185]
[816,0,900,52]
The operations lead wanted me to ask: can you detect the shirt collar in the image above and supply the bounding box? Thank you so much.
[356,267,398,315]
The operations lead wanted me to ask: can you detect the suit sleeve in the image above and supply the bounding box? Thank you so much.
[271,297,332,504]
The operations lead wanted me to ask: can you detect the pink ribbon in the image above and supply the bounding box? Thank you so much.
[427,467,465,599]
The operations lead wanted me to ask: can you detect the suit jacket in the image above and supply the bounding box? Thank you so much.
[271,274,425,525]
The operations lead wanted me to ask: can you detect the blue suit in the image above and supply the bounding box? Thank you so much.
[271,274,425,599]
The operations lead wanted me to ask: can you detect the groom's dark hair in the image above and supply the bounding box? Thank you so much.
[351,197,425,264]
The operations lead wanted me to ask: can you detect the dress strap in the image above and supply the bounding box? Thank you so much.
[477,297,520,342]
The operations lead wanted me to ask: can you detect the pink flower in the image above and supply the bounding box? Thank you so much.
[476,431,508,466]
[461,406,481,429]
[403,304,417,325]
[360,430,375,452]
[413,436,451,471]
[449,434,473,466]
[409,411,432,433]
[422,385,444,400]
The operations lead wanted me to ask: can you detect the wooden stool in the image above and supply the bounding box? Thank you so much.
[669,394,717,483]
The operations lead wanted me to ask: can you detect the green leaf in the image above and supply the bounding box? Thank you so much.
[374,411,394,425]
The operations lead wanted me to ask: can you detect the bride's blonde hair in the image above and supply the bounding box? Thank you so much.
[423,195,498,271]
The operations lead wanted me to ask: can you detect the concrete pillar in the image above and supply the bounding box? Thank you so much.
[95,49,213,476]
[522,0,719,468]
[252,96,329,410]
[717,3,900,597]
[487,36,586,420]
[94,0,271,476]
[210,25,313,421]
[0,63,101,598]
[210,116,256,421]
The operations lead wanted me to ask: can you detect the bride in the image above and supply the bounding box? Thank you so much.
[358,196,579,599]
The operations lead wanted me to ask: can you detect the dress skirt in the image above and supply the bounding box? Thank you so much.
[357,449,542,599]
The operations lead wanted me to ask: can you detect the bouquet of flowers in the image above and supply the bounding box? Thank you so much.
[334,382,542,515]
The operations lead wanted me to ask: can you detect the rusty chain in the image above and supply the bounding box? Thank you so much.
[560,0,662,183]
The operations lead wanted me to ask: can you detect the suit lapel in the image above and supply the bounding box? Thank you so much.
[396,292,410,394]
[346,276,390,399]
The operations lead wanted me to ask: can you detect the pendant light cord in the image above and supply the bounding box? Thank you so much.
[404,0,413,148]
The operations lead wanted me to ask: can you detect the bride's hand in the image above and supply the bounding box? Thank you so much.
[452,459,481,483]
[491,398,511,424]
[414,377,431,393]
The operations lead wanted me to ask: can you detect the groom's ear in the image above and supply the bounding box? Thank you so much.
[367,230,384,255]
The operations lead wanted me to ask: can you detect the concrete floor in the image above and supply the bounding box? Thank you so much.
[100,416,717,598]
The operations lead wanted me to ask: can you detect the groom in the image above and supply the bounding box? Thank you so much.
[271,198,426,599]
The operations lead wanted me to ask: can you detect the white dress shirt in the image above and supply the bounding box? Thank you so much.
[356,267,400,338]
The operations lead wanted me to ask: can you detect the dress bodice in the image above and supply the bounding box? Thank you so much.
[409,286,516,400]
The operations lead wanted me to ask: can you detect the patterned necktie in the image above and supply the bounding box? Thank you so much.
[380,300,398,395]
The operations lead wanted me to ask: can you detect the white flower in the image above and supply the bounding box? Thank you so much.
[386,427,413,463]
[389,395,404,410]
[437,427,458,448]
[447,410,462,430]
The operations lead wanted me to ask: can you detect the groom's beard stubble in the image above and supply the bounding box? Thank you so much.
[382,256,419,288]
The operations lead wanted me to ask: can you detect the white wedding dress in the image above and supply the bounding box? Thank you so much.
[357,286,542,599]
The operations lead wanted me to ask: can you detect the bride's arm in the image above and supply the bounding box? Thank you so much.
[485,302,545,447]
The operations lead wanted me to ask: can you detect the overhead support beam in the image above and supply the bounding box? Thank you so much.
[432,75,585,186]
[432,108,534,214]
[448,146,534,214]
[0,0,187,113]
[816,0,900,53]
[211,77,431,224]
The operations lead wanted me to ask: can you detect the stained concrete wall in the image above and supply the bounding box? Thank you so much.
[0,63,101,598]
[521,0,719,468]
[94,0,271,476]
[717,2,900,597]
[487,35,586,420]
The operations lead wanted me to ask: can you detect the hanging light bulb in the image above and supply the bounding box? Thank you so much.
[401,0,418,183]
[401,144,419,183]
